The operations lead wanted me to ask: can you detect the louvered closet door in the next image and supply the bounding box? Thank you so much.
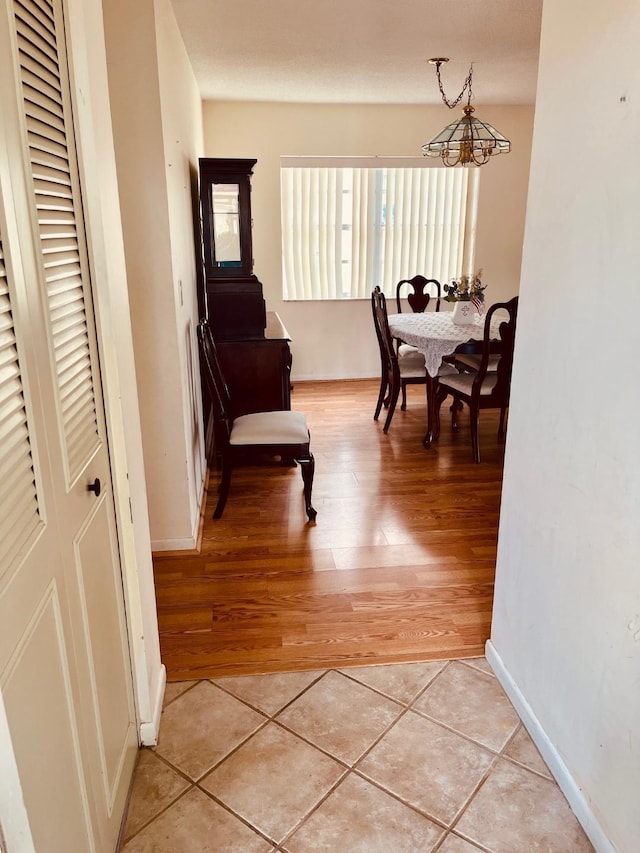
[0,1,136,851]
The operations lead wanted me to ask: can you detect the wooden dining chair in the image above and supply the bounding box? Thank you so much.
[434,297,519,463]
[394,276,448,369]
[371,286,428,430]
[395,275,442,314]
[197,319,317,520]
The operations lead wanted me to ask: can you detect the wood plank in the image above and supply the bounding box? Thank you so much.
[154,378,505,679]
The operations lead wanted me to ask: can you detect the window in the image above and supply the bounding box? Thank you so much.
[280,157,476,301]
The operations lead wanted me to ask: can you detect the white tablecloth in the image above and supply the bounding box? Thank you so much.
[388,311,502,378]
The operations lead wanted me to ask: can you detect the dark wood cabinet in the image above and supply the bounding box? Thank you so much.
[198,157,266,341]
[197,158,292,425]
[217,313,292,418]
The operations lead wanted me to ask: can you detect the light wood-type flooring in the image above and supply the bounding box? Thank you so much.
[154,379,505,680]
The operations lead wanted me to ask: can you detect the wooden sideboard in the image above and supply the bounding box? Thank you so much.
[216,312,292,418]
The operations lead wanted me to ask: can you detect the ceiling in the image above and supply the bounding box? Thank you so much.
[169,0,543,105]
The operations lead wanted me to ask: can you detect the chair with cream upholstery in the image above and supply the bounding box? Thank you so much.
[371,286,458,431]
[434,297,519,463]
[197,319,316,520]
[393,275,460,374]
[372,287,426,430]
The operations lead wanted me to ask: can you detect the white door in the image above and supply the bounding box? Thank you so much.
[0,0,137,850]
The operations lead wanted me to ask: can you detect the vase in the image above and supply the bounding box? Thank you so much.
[451,301,477,325]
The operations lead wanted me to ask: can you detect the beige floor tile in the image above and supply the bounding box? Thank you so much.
[122,750,191,841]
[212,669,323,715]
[276,670,403,765]
[455,759,594,852]
[437,834,486,852]
[283,775,443,853]
[358,710,495,824]
[154,681,265,779]
[504,726,553,778]
[413,661,520,751]
[200,722,344,844]
[340,660,446,704]
[163,680,197,707]
[283,773,445,853]
[461,657,494,676]
[120,788,274,852]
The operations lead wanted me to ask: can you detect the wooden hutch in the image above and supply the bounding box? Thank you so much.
[198,157,291,418]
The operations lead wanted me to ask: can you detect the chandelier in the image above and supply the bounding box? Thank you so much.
[422,58,511,167]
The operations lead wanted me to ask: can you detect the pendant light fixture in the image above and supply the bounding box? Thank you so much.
[422,58,511,167]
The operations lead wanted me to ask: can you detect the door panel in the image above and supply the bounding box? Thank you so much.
[0,0,137,849]
[74,492,135,812]
[14,0,102,486]
[0,242,42,578]
[1,585,95,853]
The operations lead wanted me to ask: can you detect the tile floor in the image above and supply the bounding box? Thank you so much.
[119,658,594,852]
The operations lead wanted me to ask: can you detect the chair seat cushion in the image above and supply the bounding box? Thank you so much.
[455,353,501,372]
[398,346,426,379]
[398,342,421,359]
[436,362,460,377]
[439,371,498,397]
[230,410,310,446]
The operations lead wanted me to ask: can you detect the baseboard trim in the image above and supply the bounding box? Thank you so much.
[139,663,166,746]
[291,374,378,383]
[485,641,614,853]
[152,470,210,556]
[151,536,197,552]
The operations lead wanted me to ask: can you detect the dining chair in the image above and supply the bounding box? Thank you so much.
[395,275,442,314]
[433,297,519,463]
[371,287,428,430]
[394,276,452,370]
[197,319,317,521]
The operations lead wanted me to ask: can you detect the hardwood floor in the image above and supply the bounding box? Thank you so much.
[153,379,505,680]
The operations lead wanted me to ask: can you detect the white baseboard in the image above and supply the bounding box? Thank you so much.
[139,663,166,746]
[291,373,378,383]
[151,481,205,553]
[485,641,614,853]
[151,536,197,552]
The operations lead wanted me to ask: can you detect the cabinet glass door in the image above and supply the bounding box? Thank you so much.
[211,183,242,267]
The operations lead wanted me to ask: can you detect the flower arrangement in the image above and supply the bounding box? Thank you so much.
[443,270,486,305]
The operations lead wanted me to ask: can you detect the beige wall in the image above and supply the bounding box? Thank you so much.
[202,101,534,380]
[104,0,205,549]
[491,1,640,850]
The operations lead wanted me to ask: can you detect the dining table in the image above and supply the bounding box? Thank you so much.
[387,309,503,447]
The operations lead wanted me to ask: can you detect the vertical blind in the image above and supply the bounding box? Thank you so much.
[281,163,469,300]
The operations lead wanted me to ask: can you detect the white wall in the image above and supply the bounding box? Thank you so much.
[155,0,206,540]
[104,0,205,549]
[202,101,534,380]
[491,1,640,851]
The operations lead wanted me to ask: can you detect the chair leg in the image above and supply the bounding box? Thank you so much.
[400,381,407,411]
[451,395,461,432]
[432,384,448,441]
[424,376,438,447]
[213,456,232,518]
[470,404,481,464]
[498,406,508,441]
[374,374,388,420]
[299,454,317,521]
[383,384,400,432]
